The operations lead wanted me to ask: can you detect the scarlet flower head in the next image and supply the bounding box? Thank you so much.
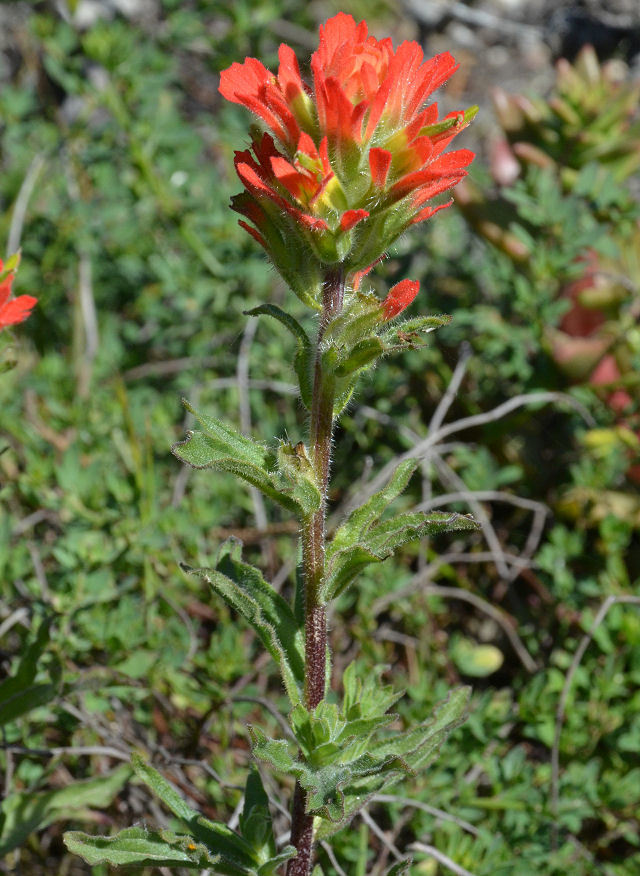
[220,13,475,308]
[0,254,37,331]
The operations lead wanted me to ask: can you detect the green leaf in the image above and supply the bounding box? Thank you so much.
[324,465,478,601]
[0,618,62,727]
[380,314,451,348]
[322,544,382,602]
[249,727,297,774]
[329,460,418,557]
[374,686,471,770]
[365,510,479,556]
[131,753,258,867]
[316,688,471,839]
[257,848,298,875]
[0,681,59,727]
[177,400,272,468]
[245,304,314,408]
[184,538,304,704]
[249,727,407,823]
[277,442,321,518]
[64,827,217,869]
[239,769,281,865]
[0,617,52,705]
[1,766,131,856]
[326,517,478,601]
[334,337,384,377]
[172,401,315,517]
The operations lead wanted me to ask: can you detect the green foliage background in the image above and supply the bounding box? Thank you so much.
[1,1,639,874]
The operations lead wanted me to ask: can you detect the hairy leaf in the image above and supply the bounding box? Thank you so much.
[334,337,384,377]
[315,687,471,839]
[277,442,321,518]
[184,539,303,704]
[172,401,318,517]
[329,460,419,557]
[64,827,219,869]
[131,753,257,867]
[244,304,313,408]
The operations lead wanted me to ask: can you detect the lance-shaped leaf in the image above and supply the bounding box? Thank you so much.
[315,687,471,840]
[3,766,131,856]
[239,770,296,874]
[64,827,221,870]
[172,401,306,517]
[130,753,258,868]
[0,617,62,727]
[329,460,419,557]
[244,304,314,408]
[183,538,304,704]
[324,462,478,601]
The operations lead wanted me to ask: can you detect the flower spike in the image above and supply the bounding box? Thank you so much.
[219,13,475,306]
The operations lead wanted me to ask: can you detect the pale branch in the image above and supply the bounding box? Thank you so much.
[409,841,479,876]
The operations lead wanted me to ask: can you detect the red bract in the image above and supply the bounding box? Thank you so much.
[219,13,475,306]
[382,279,420,320]
[0,258,37,331]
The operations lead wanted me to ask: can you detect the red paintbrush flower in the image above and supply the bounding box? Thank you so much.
[0,255,37,331]
[220,13,475,307]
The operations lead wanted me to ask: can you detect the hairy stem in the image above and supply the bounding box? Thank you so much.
[286,266,345,876]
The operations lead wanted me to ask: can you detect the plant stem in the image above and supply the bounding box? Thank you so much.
[286,266,345,876]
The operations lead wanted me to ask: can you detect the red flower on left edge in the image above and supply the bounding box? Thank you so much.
[219,13,475,313]
[0,256,37,331]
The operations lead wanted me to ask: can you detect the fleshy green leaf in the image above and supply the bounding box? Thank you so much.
[1,766,131,856]
[184,538,304,704]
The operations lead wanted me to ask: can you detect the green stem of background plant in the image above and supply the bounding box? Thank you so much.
[287,267,345,876]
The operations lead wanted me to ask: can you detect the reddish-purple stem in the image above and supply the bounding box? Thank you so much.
[286,267,345,876]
